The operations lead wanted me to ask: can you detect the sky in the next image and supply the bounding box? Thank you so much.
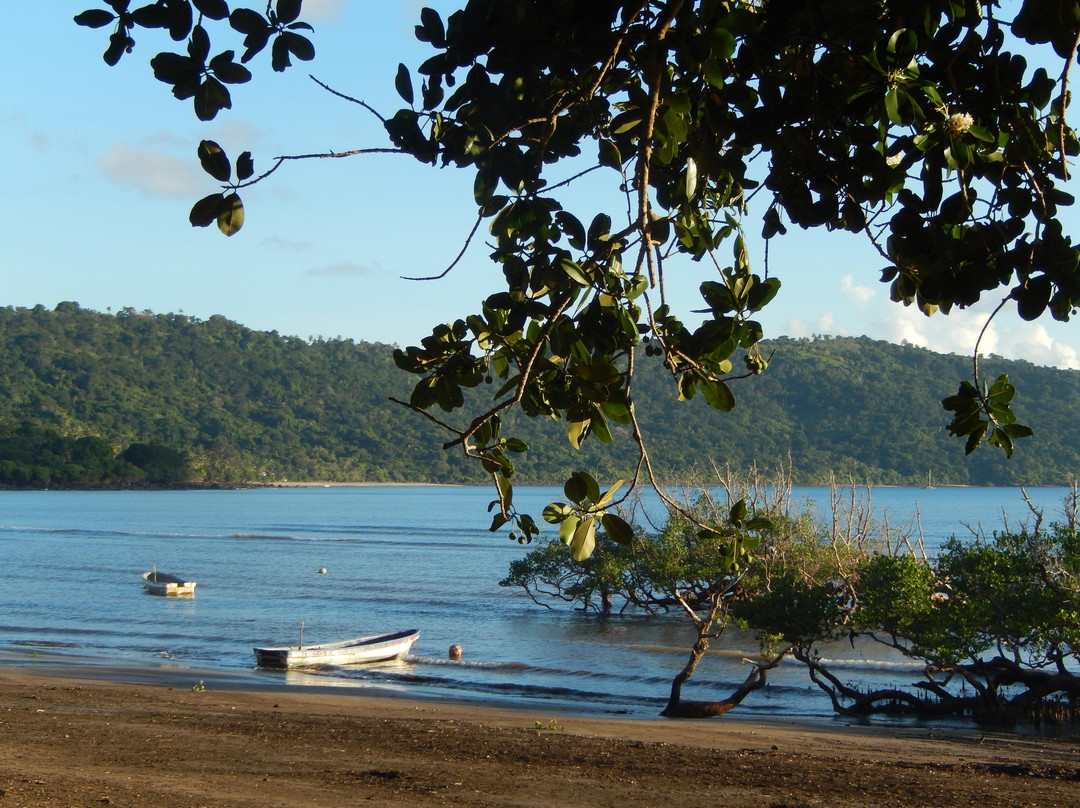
[5,2,1080,370]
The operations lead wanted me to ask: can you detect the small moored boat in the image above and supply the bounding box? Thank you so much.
[142,570,197,597]
[254,628,420,669]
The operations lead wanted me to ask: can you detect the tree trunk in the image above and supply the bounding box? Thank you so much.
[661,643,788,719]
[661,635,710,717]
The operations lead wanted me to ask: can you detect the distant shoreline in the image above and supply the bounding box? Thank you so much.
[0,480,457,492]
[0,481,1072,494]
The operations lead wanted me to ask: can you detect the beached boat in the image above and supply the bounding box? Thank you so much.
[141,570,197,597]
[253,628,420,669]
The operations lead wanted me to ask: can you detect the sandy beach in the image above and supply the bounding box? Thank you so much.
[0,659,1077,807]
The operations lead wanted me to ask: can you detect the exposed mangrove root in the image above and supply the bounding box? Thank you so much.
[662,649,788,719]
[791,646,1080,728]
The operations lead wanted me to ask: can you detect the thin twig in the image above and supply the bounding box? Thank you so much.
[309,75,387,123]
[402,213,484,280]
[235,148,406,189]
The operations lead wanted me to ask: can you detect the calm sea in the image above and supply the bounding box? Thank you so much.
[0,484,1072,721]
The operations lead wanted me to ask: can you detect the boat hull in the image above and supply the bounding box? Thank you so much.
[142,571,196,597]
[254,629,420,669]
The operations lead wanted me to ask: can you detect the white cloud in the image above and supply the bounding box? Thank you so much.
[1011,324,1080,370]
[840,274,874,306]
[879,304,1080,369]
[261,236,313,253]
[306,260,376,278]
[883,305,995,357]
[785,312,841,339]
[97,143,201,198]
[142,129,192,151]
[301,0,349,21]
[883,312,931,349]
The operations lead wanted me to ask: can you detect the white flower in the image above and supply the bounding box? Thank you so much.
[945,112,974,136]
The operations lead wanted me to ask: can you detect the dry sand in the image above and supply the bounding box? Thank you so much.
[0,659,1077,807]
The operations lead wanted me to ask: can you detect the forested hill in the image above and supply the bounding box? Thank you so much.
[1,302,1079,486]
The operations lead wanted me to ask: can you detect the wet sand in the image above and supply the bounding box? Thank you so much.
[1,658,1078,807]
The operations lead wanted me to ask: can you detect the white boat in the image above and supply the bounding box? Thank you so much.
[142,570,196,597]
[253,628,420,669]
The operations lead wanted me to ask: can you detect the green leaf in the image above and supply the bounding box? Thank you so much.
[964,421,989,454]
[568,417,589,449]
[495,473,513,508]
[700,379,735,412]
[395,63,414,105]
[560,259,593,287]
[596,479,623,509]
[209,51,252,84]
[598,139,622,170]
[700,281,736,313]
[987,428,1015,457]
[729,499,748,524]
[281,31,314,62]
[230,8,269,35]
[1001,423,1035,439]
[590,410,613,444]
[601,513,634,545]
[554,212,586,252]
[558,514,581,544]
[504,438,529,453]
[568,518,597,561]
[610,111,641,134]
[564,473,588,505]
[103,31,133,66]
[276,0,303,25]
[74,10,115,28]
[885,88,901,125]
[236,151,254,181]
[599,399,632,424]
[543,502,571,524]
[197,140,232,182]
[582,473,601,506]
[194,76,231,121]
[416,7,445,46]
[189,193,225,227]
[677,372,697,401]
[193,0,230,20]
[216,192,244,236]
[709,26,737,60]
[151,52,200,88]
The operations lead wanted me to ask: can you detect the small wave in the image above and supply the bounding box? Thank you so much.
[408,655,677,690]
[812,656,925,673]
[12,639,81,649]
[331,665,667,711]
[408,655,531,671]
[229,533,295,540]
[229,532,362,543]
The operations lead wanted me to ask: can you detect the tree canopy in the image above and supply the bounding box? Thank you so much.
[506,471,1080,725]
[75,0,1080,553]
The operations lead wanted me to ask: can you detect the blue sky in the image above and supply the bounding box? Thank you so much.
[5,2,1080,369]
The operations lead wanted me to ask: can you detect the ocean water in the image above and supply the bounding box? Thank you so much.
[0,484,1071,720]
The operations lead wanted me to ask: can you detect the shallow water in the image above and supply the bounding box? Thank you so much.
[0,484,1070,719]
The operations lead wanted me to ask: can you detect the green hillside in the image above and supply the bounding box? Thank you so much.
[0,302,1077,486]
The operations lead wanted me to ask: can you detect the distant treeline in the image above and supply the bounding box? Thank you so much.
[0,302,1079,486]
[0,422,191,486]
